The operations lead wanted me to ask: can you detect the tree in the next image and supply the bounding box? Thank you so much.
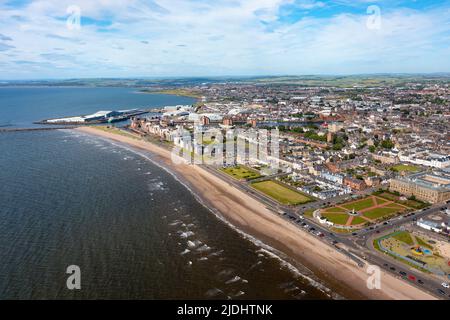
[381,139,394,149]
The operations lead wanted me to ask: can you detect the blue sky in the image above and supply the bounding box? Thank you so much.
[0,0,449,79]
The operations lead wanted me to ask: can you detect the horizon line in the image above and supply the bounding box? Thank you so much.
[2,72,450,82]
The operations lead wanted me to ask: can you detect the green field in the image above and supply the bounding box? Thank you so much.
[391,164,420,172]
[342,197,376,211]
[320,196,408,229]
[376,191,429,209]
[350,216,368,226]
[251,181,313,205]
[363,206,402,220]
[392,231,414,245]
[321,213,350,225]
[323,207,347,213]
[221,166,261,181]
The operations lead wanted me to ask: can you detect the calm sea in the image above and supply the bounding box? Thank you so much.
[0,88,331,299]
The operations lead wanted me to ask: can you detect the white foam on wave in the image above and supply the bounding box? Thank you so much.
[218,269,234,278]
[209,249,224,257]
[233,291,245,297]
[179,231,195,239]
[187,240,197,249]
[147,180,166,191]
[169,220,182,226]
[196,244,211,253]
[180,249,190,255]
[225,276,241,285]
[205,288,223,298]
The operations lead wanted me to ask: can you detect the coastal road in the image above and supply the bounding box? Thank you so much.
[123,128,447,299]
[202,164,448,299]
[353,204,450,300]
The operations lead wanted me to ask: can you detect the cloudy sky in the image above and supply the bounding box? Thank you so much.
[0,0,449,79]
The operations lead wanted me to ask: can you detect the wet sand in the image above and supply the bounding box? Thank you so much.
[76,126,436,300]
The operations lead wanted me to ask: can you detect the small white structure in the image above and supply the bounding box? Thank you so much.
[416,219,443,233]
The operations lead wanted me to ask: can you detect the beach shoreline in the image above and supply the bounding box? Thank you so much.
[75,126,437,300]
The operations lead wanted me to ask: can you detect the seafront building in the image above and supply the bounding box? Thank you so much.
[389,171,450,203]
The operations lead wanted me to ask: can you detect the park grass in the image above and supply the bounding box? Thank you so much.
[221,166,261,181]
[363,207,401,220]
[377,192,398,202]
[392,231,414,245]
[341,197,375,211]
[321,213,350,225]
[350,216,368,226]
[400,199,429,209]
[323,207,347,213]
[375,190,429,210]
[373,237,430,273]
[374,197,388,205]
[391,164,420,172]
[251,180,313,205]
[416,237,433,250]
[303,209,315,218]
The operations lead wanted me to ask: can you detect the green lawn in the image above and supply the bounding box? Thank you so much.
[321,213,350,225]
[342,197,375,211]
[377,192,399,202]
[251,181,313,205]
[303,209,315,218]
[363,207,401,220]
[392,231,414,245]
[374,197,388,205]
[391,164,420,172]
[416,237,433,250]
[350,216,368,225]
[221,166,261,181]
[323,207,347,213]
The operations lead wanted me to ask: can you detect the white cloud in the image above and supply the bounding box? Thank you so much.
[0,0,449,78]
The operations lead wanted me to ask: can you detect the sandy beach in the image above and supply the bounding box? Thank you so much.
[76,126,436,300]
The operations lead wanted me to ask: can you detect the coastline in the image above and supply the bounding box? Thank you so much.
[139,89,202,100]
[75,126,437,300]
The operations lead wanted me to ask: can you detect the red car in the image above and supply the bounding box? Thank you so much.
[408,275,416,281]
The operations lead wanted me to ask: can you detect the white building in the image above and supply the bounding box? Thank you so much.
[416,219,443,233]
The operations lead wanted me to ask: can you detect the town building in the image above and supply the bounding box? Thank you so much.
[389,171,450,204]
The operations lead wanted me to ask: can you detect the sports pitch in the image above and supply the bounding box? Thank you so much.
[251,180,314,205]
[221,166,261,181]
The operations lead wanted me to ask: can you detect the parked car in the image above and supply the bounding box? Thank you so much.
[408,275,416,281]
[399,271,407,276]
[418,279,424,285]
[442,282,450,289]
